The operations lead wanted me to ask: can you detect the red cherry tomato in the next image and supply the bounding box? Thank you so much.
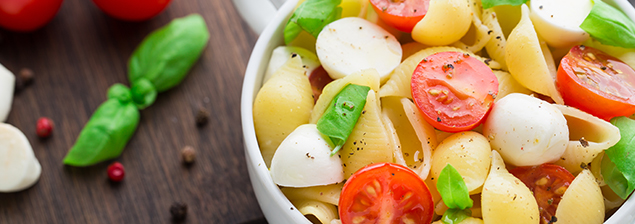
[0,0,63,32]
[556,45,635,120]
[369,0,429,33]
[339,163,434,224]
[308,66,334,103]
[91,0,171,21]
[411,51,498,132]
[510,163,575,224]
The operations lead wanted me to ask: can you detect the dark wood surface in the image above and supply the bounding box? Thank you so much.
[0,0,262,223]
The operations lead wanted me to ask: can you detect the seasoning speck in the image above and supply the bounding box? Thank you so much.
[170,202,188,221]
[181,146,196,165]
[195,107,209,127]
[15,68,35,93]
[579,137,589,148]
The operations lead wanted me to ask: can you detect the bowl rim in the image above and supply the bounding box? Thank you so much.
[240,0,635,223]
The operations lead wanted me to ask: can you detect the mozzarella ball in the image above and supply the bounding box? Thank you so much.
[530,0,592,48]
[483,93,568,166]
[316,17,402,83]
[270,124,344,187]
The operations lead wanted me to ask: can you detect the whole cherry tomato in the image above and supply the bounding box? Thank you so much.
[339,163,434,224]
[91,0,172,21]
[556,45,635,120]
[0,0,63,32]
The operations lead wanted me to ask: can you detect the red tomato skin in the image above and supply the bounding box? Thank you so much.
[91,0,171,21]
[556,46,635,120]
[339,163,434,224]
[0,0,63,32]
[510,164,575,224]
[369,0,429,33]
[411,51,498,133]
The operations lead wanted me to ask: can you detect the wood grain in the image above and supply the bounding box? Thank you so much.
[0,0,261,223]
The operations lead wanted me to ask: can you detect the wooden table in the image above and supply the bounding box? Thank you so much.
[0,0,263,223]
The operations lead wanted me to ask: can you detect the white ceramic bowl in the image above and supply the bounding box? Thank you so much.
[240,0,635,223]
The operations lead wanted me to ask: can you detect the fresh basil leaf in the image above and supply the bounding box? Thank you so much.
[580,0,635,48]
[107,83,133,104]
[481,0,527,9]
[63,85,140,167]
[130,78,157,110]
[602,152,631,199]
[128,14,210,92]
[437,164,473,210]
[442,208,472,224]
[317,84,370,155]
[283,0,342,44]
[604,116,635,199]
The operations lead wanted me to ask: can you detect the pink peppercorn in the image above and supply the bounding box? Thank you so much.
[36,117,53,138]
[107,162,125,182]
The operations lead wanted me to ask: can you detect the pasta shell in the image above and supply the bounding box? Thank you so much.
[482,8,507,70]
[431,131,491,194]
[340,90,393,178]
[505,4,563,104]
[253,56,314,167]
[281,183,343,206]
[310,69,380,124]
[553,105,621,174]
[554,170,604,224]
[481,151,540,224]
[411,0,472,46]
[492,70,532,102]
[379,46,501,99]
[291,199,339,224]
[453,0,491,53]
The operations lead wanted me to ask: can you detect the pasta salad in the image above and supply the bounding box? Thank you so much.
[252,0,635,223]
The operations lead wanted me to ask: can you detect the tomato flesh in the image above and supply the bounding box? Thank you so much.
[339,163,434,224]
[556,45,635,120]
[91,0,171,21]
[308,66,334,103]
[0,0,63,32]
[411,51,498,132]
[510,164,575,224]
[369,0,429,33]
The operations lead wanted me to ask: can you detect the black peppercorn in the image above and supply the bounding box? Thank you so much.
[170,202,188,221]
[15,68,34,94]
[195,107,209,127]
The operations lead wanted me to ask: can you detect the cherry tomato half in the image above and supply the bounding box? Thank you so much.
[91,0,171,21]
[510,163,575,224]
[308,66,334,103]
[369,0,429,33]
[0,0,63,32]
[556,45,635,120]
[339,163,434,224]
[411,51,498,132]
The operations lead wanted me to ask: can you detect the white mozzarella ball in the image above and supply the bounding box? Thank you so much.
[530,0,593,48]
[316,17,402,83]
[0,63,15,122]
[483,93,568,166]
[0,123,41,192]
[270,124,344,187]
[263,46,321,82]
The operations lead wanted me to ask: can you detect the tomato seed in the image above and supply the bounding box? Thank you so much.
[535,177,548,186]
[367,186,377,197]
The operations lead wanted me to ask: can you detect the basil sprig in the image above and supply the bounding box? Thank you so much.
[317,84,370,156]
[63,14,210,167]
[481,0,527,9]
[284,0,342,44]
[580,0,635,48]
[437,164,474,224]
[602,116,635,199]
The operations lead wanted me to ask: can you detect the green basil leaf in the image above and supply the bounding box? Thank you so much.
[63,90,140,166]
[580,0,635,48]
[283,0,342,44]
[437,164,473,210]
[130,78,157,110]
[107,83,133,104]
[442,208,472,224]
[601,152,631,199]
[128,14,210,92]
[481,0,527,9]
[603,116,635,199]
[317,84,370,155]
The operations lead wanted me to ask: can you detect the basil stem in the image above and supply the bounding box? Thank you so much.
[283,0,342,44]
[317,84,370,156]
[603,116,635,199]
[580,0,635,48]
[63,84,140,167]
[437,164,474,210]
[128,14,210,92]
[441,208,472,224]
[481,0,527,9]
